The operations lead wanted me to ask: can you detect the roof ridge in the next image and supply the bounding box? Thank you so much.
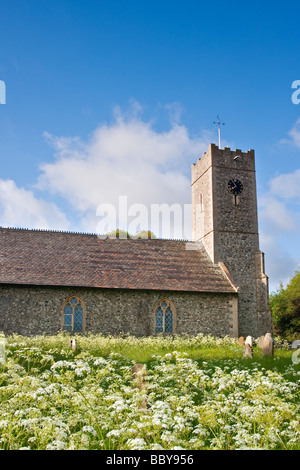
[0,226,97,236]
[0,226,190,241]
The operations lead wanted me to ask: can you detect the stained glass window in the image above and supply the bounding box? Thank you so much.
[165,307,173,333]
[155,307,164,333]
[155,299,174,335]
[63,296,85,332]
[74,304,83,331]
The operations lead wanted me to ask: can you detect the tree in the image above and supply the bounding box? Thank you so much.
[106,229,156,239]
[106,229,131,238]
[135,230,156,239]
[270,271,300,340]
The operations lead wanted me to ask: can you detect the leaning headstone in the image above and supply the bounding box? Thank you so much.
[261,333,274,357]
[132,363,147,409]
[243,343,253,358]
[70,338,77,351]
[238,336,245,346]
[243,336,253,357]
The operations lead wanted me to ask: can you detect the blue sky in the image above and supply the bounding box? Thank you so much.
[0,0,300,292]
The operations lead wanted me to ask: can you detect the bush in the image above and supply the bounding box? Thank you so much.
[270,271,300,340]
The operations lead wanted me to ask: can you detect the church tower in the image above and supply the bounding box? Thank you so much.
[191,144,272,337]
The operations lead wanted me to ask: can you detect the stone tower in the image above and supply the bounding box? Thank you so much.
[191,143,272,337]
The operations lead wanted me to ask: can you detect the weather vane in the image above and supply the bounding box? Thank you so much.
[213,115,225,148]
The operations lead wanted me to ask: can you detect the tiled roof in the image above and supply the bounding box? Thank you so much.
[0,227,237,293]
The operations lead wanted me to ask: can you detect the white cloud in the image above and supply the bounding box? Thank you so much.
[259,163,300,234]
[259,195,298,233]
[0,179,69,231]
[287,118,300,148]
[260,232,300,293]
[269,169,300,201]
[37,105,212,237]
[258,164,300,291]
[277,117,300,150]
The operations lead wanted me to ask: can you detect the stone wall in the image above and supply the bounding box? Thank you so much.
[0,284,238,337]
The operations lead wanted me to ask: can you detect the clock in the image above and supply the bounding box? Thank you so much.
[227,179,244,195]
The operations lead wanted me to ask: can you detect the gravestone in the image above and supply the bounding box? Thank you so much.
[243,336,253,357]
[243,343,253,358]
[0,333,5,365]
[132,363,147,409]
[257,336,265,349]
[261,333,274,357]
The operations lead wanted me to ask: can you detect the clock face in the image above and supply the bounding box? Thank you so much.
[227,179,244,195]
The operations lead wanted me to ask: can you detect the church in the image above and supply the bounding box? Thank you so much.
[0,144,272,338]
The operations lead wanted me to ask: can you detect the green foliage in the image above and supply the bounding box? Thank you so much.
[270,271,300,340]
[0,333,299,450]
[106,229,132,238]
[106,229,156,239]
[135,230,156,239]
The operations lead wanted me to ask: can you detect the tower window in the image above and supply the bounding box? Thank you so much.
[62,296,86,332]
[198,193,203,212]
[154,298,175,334]
[194,193,203,213]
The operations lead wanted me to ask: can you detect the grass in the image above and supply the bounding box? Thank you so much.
[0,332,299,450]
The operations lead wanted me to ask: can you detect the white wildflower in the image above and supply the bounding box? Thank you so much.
[82,425,97,436]
[126,438,146,450]
[107,429,122,438]
[93,357,108,366]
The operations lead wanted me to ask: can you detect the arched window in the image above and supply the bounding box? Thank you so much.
[62,296,85,332]
[154,298,175,335]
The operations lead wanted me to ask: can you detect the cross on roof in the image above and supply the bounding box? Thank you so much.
[213,115,225,148]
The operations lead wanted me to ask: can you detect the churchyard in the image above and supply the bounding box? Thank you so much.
[0,333,299,450]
